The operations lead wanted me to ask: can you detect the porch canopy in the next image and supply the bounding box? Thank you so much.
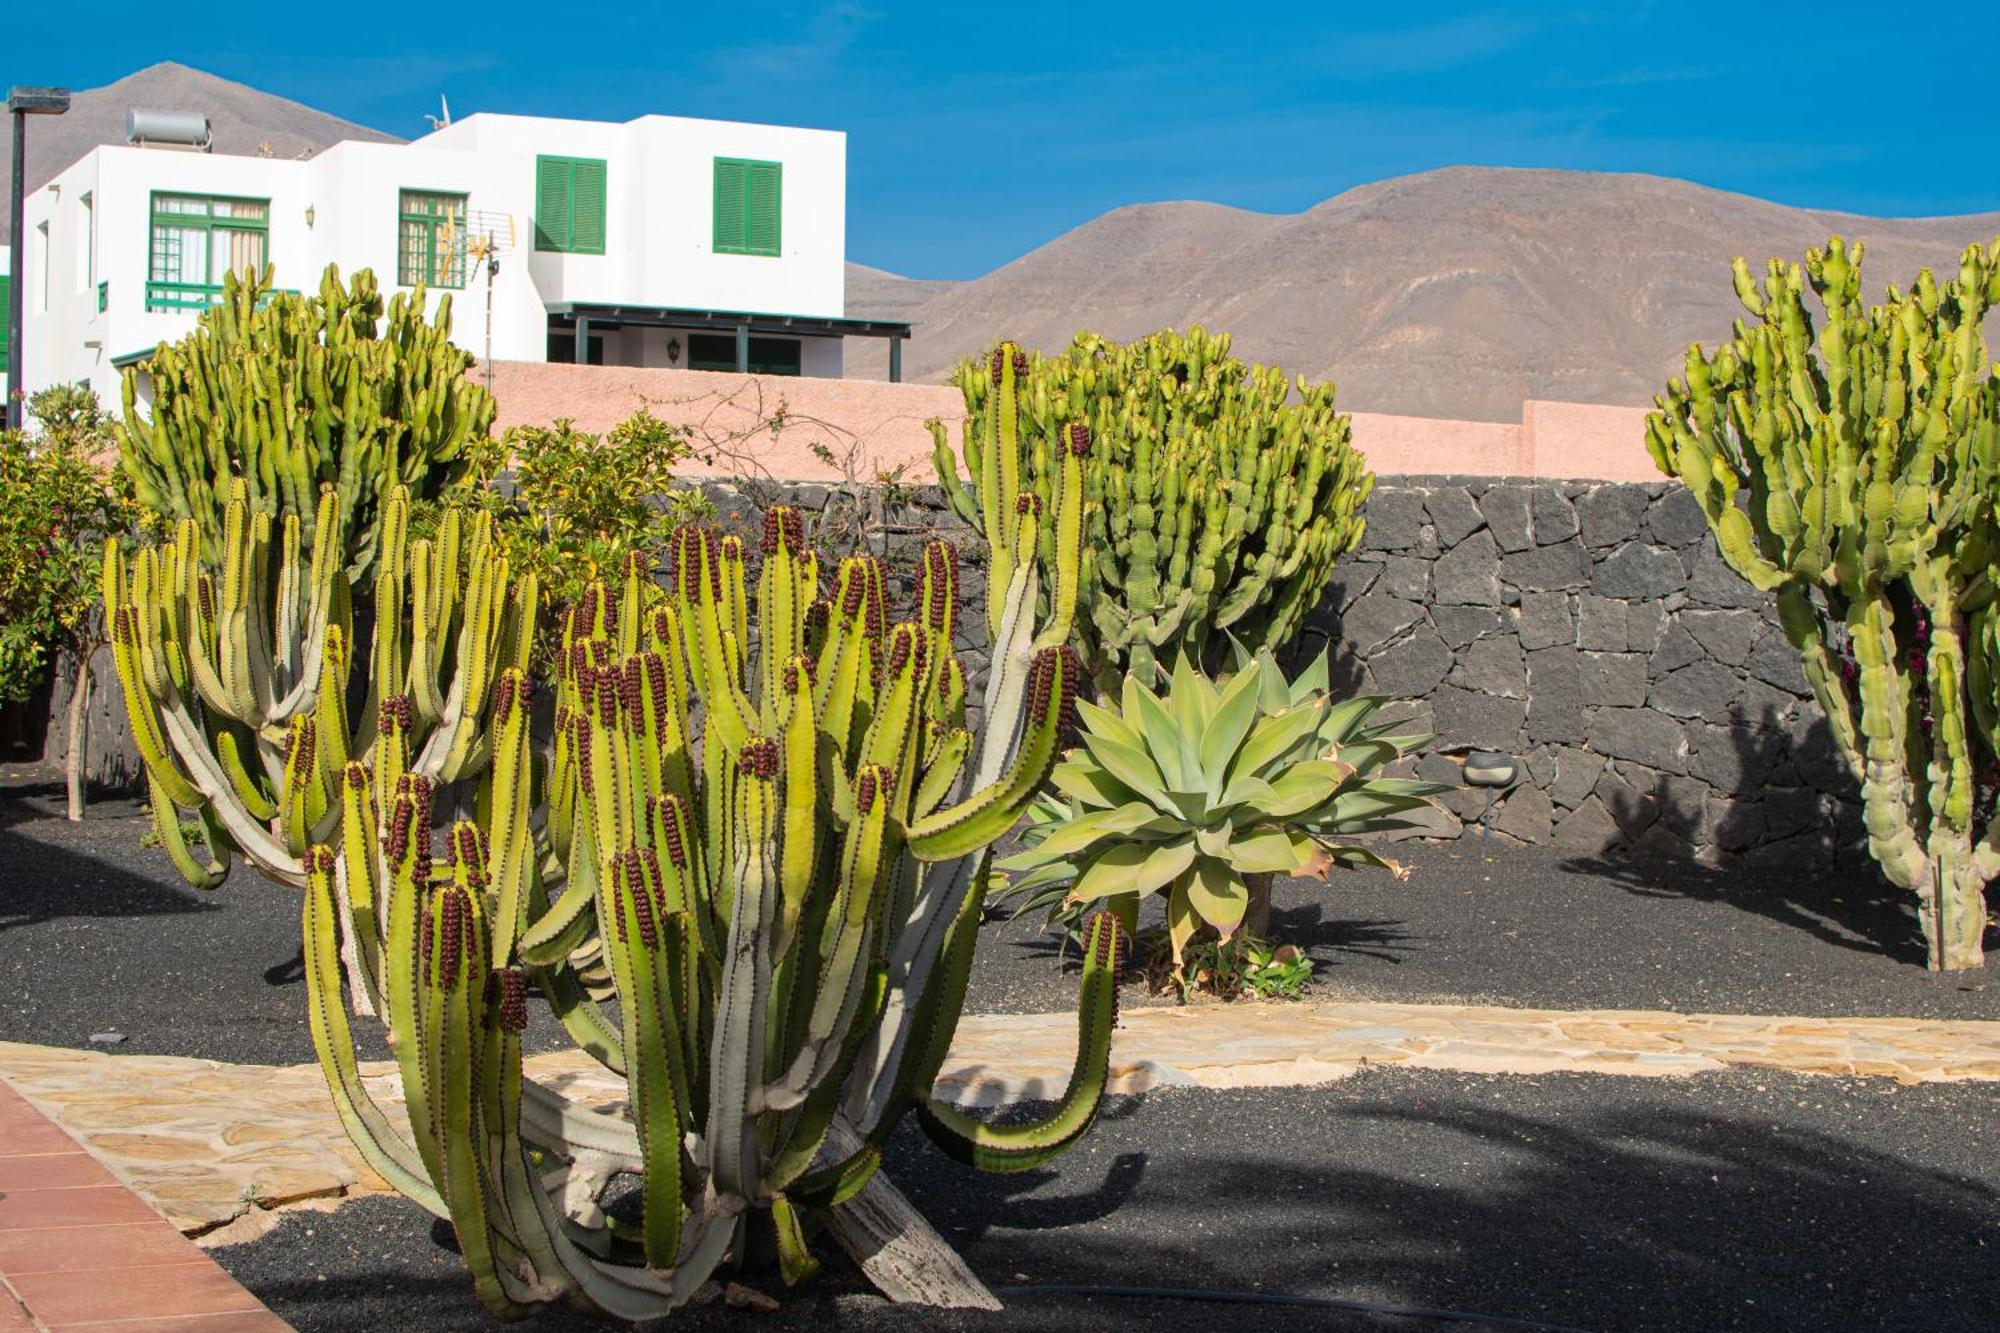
[548,302,913,381]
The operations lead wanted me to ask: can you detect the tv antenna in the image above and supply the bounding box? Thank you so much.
[424,95,452,131]
[437,209,515,397]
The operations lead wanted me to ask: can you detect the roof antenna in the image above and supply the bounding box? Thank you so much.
[424,94,451,131]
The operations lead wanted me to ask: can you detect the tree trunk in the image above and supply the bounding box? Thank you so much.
[1243,870,1274,941]
[820,1119,1000,1310]
[1919,854,1987,971]
[64,648,90,822]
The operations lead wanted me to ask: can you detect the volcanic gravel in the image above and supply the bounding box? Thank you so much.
[212,1067,2000,1333]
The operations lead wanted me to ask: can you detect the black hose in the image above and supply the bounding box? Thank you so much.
[1000,1282,1598,1333]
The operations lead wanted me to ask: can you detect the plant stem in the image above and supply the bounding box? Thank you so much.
[64,646,90,822]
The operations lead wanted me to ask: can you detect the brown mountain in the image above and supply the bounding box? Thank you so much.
[1,62,399,244]
[843,167,2000,422]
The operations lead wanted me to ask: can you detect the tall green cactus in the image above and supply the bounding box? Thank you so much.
[1648,236,2000,971]
[107,446,1119,1315]
[932,328,1373,689]
[119,265,491,584]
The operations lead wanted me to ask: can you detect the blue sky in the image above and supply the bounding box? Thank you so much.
[18,2,2000,279]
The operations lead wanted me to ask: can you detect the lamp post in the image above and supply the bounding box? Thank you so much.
[7,85,70,431]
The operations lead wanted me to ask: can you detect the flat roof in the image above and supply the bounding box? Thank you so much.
[547,303,909,340]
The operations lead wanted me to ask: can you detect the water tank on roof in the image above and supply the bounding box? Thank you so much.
[125,109,212,150]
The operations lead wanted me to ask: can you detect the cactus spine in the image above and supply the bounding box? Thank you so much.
[932,328,1372,688]
[1648,237,2000,970]
[119,265,491,584]
[110,458,1116,1314]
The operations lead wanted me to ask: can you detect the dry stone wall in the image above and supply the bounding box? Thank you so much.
[46,473,1862,868]
[1298,477,1862,864]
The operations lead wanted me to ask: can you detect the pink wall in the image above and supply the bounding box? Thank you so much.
[482,362,1664,485]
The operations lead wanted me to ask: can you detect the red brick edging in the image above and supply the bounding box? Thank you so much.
[0,1074,288,1331]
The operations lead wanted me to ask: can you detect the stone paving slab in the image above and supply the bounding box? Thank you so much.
[2,998,1995,1247]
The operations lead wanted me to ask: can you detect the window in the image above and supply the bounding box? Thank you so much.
[78,192,94,290]
[547,328,604,365]
[687,332,801,376]
[534,156,606,254]
[712,158,781,257]
[147,193,269,311]
[398,190,468,288]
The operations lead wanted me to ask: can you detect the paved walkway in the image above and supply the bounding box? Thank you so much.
[0,998,1994,1250]
[0,1071,289,1331]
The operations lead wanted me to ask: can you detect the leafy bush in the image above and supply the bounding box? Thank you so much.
[439,410,711,636]
[996,649,1440,985]
[933,329,1372,688]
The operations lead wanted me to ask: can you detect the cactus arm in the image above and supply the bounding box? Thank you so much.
[916,911,1121,1173]
[301,846,445,1215]
[145,772,228,889]
[707,747,779,1199]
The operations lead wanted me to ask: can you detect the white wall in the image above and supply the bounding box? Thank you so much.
[18,108,850,406]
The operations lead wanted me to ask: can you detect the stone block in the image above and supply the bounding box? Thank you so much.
[1433,686,1528,750]
[1492,783,1554,842]
[1588,706,1687,772]
[1425,486,1486,548]
[1735,678,1800,729]
[1433,528,1501,606]
[1592,543,1687,599]
[1576,595,1627,651]
[1379,555,1430,601]
[1459,636,1527,698]
[1359,489,1429,552]
[1686,720,1784,795]
[1657,774,1711,841]
[1761,786,1825,840]
[1786,715,1854,795]
[1744,626,1809,694]
[1370,625,1454,698]
[1548,745,1606,809]
[1321,560,1381,614]
[1552,794,1623,851]
[1514,590,1572,651]
[1525,645,1585,745]
[1632,823,1698,861]
[1593,763,1661,837]
[1340,593,1427,656]
[1650,662,1742,721]
[1433,605,1502,648]
[1578,652,1648,707]
[1648,621,1704,675]
[1685,541,1770,610]
[1533,487,1580,545]
[1706,795,1765,852]
[1575,486,1649,547]
[1625,601,1669,654]
[1502,539,1591,592]
[1646,486,1710,548]
[1679,608,1761,667]
[1480,485,1535,552]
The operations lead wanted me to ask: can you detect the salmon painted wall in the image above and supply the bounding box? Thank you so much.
[482,361,1663,485]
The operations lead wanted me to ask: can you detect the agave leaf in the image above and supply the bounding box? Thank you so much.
[1001,802,1174,863]
[1288,649,1331,702]
[1225,704,1324,787]
[1228,828,1316,875]
[1128,676,1197,792]
[1334,737,1405,772]
[1069,836,1197,902]
[1257,759,1355,819]
[1079,733,1175,810]
[1196,663,1264,792]
[1074,695,1142,751]
[1166,872,1201,964]
[1315,694,1385,747]
[1049,758,1140,810]
[1186,855,1248,937]
[1169,652,1220,739]
[1325,789,1438,827]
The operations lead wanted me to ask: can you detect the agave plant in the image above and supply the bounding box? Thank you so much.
[999,651,1442,971]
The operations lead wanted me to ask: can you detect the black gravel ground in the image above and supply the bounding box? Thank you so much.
[3,782,1993,1066]
[213,1067,2000,1333]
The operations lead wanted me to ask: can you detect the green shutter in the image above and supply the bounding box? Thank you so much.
[537,156,606,254]
[535,157,572,252]
[714,158,781,257]
[746,163,781,256]
[570,159,607,254]
[713,159,746,254]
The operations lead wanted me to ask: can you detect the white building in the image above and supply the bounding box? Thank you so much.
[7,109,908,408]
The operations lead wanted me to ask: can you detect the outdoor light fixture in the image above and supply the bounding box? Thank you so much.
[1462,749,1518,846]
[667,336,681,365]
[7,85,71,431]
[304,204,315,228]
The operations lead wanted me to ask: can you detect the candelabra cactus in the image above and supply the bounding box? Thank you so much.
[109,442,1119,1315]
[119,265,491,584]
[931,328,1372,689]
[1648,237,2000,970]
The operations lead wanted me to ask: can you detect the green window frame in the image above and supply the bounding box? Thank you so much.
[398,190,469,288]
[534,156,607,255]
[712,158,781,257]
[147,192,270,311]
